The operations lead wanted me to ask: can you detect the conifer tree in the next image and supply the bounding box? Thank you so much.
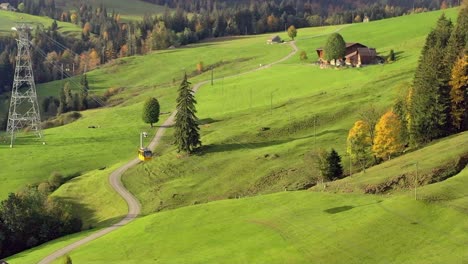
[445,3,468,70]
[80,74,89,110]
[409,14,453,145]
[174,74,201,153]
[58,87,67,115]
[326,149,343,179]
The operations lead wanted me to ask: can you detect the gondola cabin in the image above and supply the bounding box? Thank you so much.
[138,147,153,161]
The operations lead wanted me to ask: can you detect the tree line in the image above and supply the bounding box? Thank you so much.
[347,2,468,170]
[0,172,82,259]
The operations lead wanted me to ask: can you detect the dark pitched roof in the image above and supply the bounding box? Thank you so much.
[269,35,281,41]
[357,47,376,57]
[317,42,367,51]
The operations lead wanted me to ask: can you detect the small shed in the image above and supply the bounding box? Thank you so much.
[267,35,281,44]
[0,3,16,11]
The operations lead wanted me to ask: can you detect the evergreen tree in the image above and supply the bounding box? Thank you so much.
[80,74,89,110]
[409,14,453,145]
[64,82,73,111]
[174,74,201,153]
[142,97,160,127]
[326,149,343,179]
[58,87,67,115]
[324,33,346,64]
[445,3,468,70]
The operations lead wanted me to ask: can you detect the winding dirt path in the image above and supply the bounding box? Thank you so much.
[38,41,300,264]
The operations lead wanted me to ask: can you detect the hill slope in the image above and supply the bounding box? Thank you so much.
[9,165,468,263]
[0,10,81,36]
[3,8,467,264]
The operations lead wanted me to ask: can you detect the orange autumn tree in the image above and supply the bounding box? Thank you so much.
[373,110,405,160]
[347,120,372,171]
[449,55,468,131]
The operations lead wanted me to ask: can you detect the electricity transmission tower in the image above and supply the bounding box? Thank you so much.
[7,23,43,147]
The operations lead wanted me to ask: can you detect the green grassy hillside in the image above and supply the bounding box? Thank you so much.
[9,174,468,263]
[4,8,468,264]
[0,32,293,199]
[0,10,81,36]
[121,8,460,214]
[55,0,167,20]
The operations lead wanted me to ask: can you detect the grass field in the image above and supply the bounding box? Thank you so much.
[121,8,460,214]
[0,10,81,37]
[10,184,468,264]
[0,32,292,200]
[4,7,468,264]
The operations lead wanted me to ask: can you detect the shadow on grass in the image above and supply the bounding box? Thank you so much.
[55,197,127,230]
[324,200,383,214]
[324,205,355,214]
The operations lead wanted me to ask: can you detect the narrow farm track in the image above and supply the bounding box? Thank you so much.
[38,32,343,262]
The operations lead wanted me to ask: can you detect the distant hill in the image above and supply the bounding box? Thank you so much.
[54,0,167,19]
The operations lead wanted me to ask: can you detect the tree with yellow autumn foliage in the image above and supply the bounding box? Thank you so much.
[347,120,372,171]
[373,110,405,160]
[449,55,468,131]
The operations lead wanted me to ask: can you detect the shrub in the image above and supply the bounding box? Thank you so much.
[300,50,308,61]
[196,61,204,73]
[48,172,64,189]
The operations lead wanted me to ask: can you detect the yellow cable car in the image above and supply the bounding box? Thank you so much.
[138,147,153,161]
[138,132,153,161]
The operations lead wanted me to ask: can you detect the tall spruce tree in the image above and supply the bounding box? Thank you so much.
[80,74,89,110]
[174,74,201,153]
[326,149,343,180]
[445,3,468,69]
[409,14,453,145]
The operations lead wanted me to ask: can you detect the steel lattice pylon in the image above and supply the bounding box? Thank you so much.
[7,23,43,147]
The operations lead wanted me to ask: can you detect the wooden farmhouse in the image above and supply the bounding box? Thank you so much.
[267,35,282,44]
[316,42,378,67]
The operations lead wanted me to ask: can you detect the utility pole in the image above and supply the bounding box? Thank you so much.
[7,23,43,147]
[414,162,419,200]
[211,67,213,86]
[250,87,252,109]
[314,115,317,149]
